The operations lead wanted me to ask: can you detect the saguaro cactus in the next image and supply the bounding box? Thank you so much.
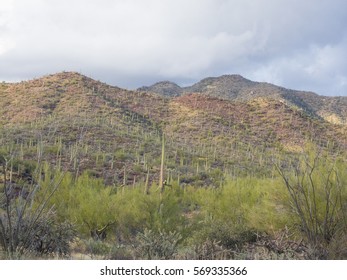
[159,133,165,193]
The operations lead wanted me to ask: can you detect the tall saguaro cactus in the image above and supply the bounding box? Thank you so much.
[159,132,165,193]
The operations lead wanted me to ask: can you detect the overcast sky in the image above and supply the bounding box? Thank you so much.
[1,0,347,96]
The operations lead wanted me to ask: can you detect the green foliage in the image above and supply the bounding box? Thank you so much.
[276,147,347,257]
[189,177,294,249]
[2,72,347,260]
[46,171,190,243]
[0,174,76,258]
[108,244,133,260]
[84,239,111,259]
[47,171,116,236]
[111,184,189,241]
[0,206,75,258]
[0,160,76,259]
[180,239,230,260]
[135,228,182,259]
[1,119,346,260]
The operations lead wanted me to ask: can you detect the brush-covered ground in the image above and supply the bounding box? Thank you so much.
[1,72,347,259]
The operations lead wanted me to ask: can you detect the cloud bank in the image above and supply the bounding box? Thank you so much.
[1,0,347,95]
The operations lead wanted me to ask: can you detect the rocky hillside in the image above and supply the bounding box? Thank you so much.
[1,72,346,186]
[138,81,183,97]
[139,74,347,125]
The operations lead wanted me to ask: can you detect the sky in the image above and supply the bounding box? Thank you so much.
[1,0,347,96]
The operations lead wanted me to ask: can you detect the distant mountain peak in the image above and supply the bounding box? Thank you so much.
[138,74,347,125]
[137,80,182,97]
[41,71,86,80]
[200,74,251,82]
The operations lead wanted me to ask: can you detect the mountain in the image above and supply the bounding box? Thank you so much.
[2,71,347,260]
[139,74,347,125]
[1,72,346,187]
[137,81,183,97]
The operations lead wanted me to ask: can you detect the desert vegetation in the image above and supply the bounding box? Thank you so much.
[1,72,346,259]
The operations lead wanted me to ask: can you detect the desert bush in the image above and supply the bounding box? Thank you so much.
[49,171,117,238]
[186,175,301,258]
[0,190,75,258]
[276,147,347,257]
[84,239,111,259]
[0,207,75,258]
[112,184,189,242]
[192,178,267,248]
[108,244,133,260]
[181,239,230,260]
[134,228,182,259]
[0,159,76,259]
[326,230,347,259]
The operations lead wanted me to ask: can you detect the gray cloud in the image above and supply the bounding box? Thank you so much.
[0,0,347,95]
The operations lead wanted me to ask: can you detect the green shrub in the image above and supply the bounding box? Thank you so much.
[180,239,230,260]
[135,228,182,259]
[189,177,293,251]
[0,205,76,258]
[84,239,111,259]
[276,148,347,252]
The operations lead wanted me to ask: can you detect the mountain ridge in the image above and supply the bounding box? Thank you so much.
[1,71,347,126]
[138,74,347,125]
[1,71,347,260]
[1,71,346,186]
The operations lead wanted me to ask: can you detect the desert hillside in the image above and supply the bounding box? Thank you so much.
[1,72,346,260]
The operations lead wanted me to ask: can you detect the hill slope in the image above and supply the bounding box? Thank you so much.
[138,81,183,97]
[139,74,347,125]
[1,72,346,187]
